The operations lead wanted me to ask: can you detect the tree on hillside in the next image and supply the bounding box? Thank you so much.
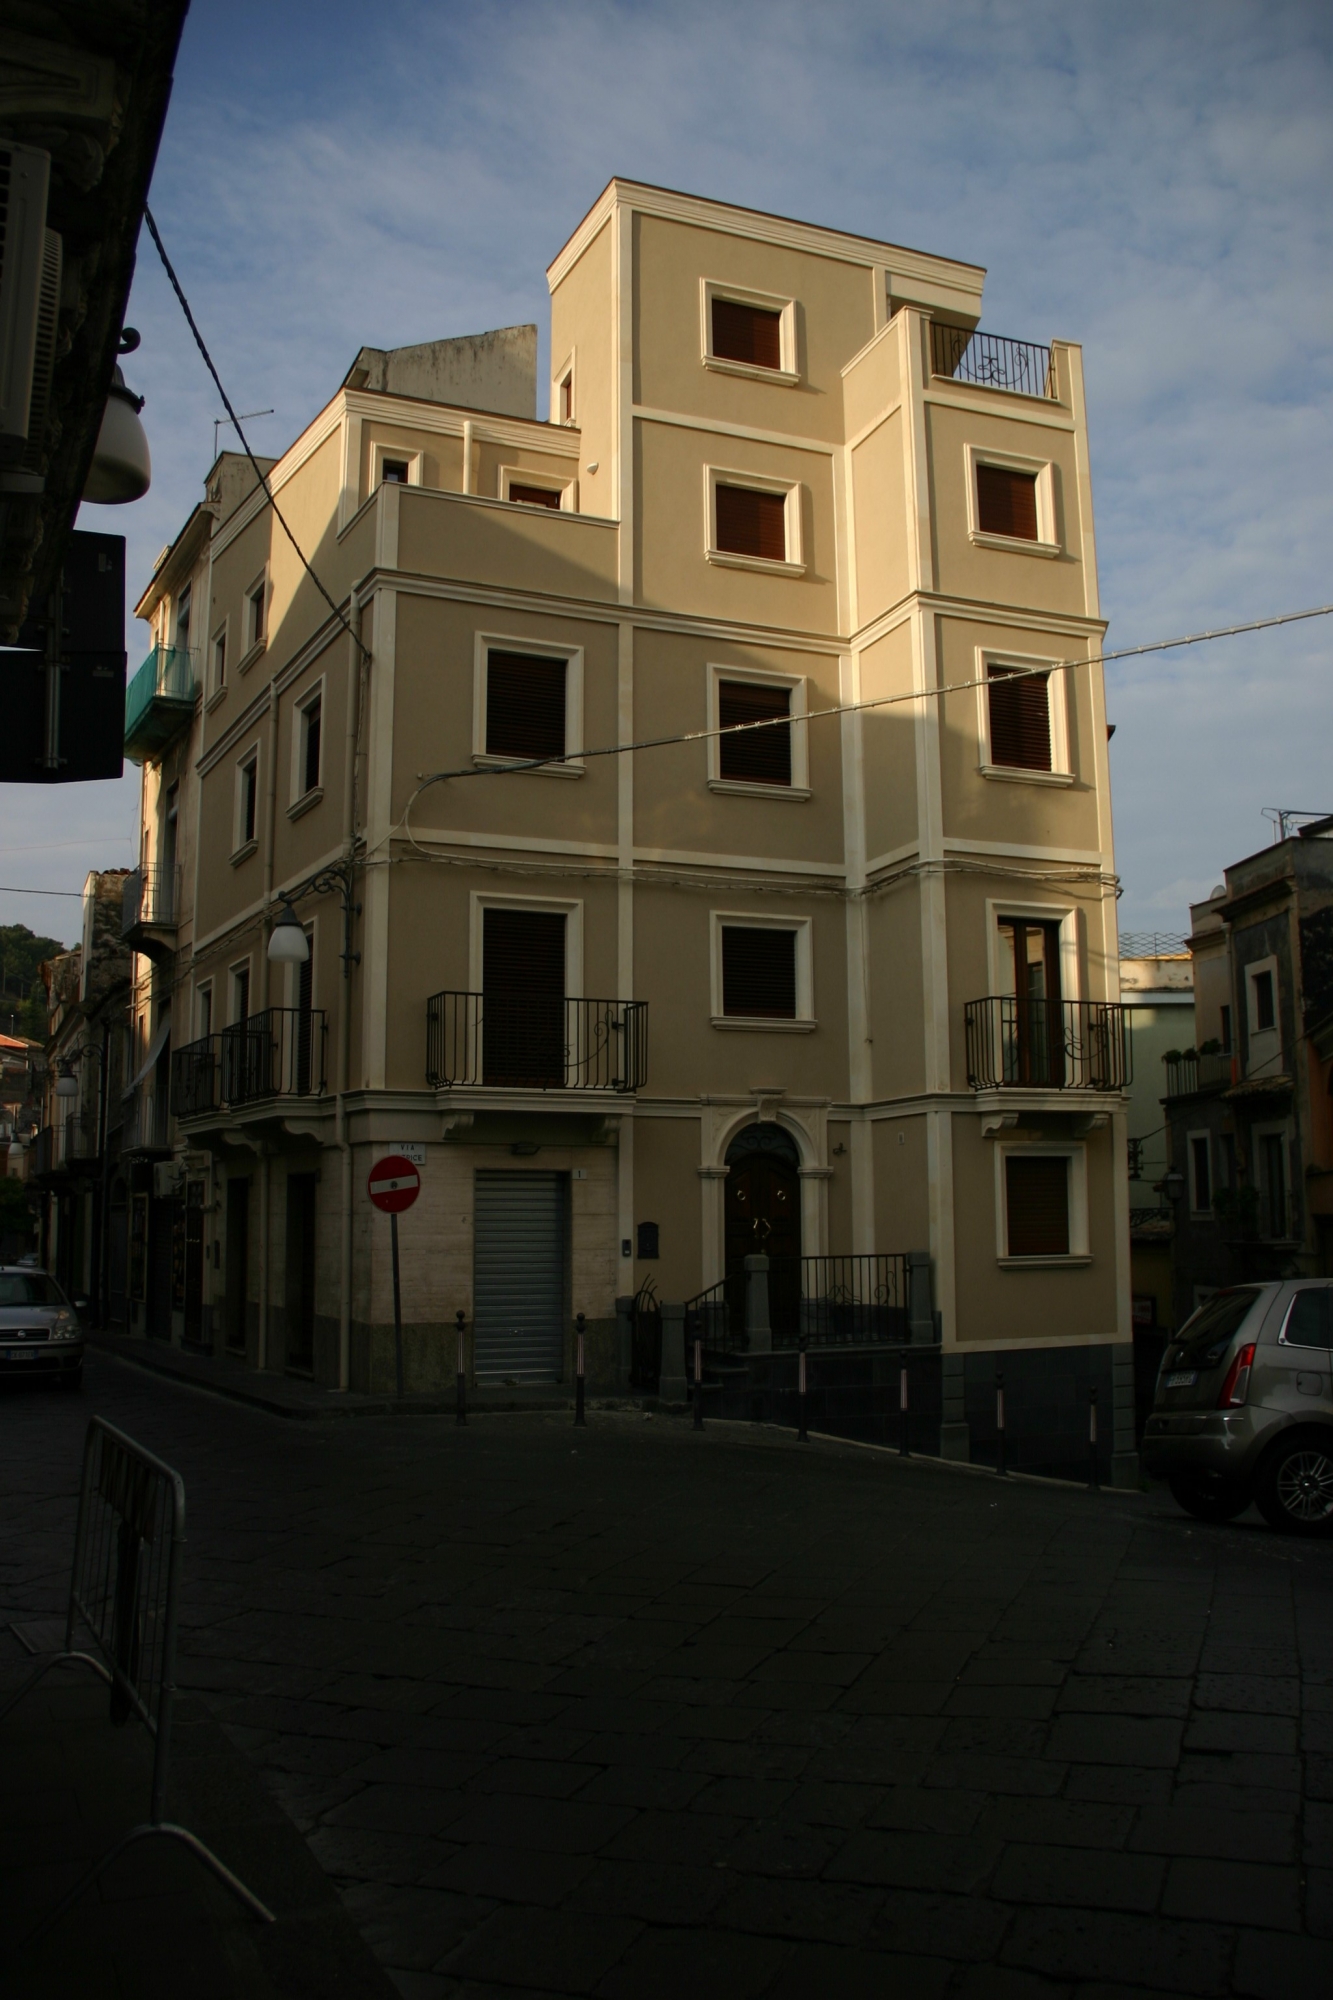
[0,924,68,1042]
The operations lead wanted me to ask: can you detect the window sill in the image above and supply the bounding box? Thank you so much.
[703,355,801,388]
[706,549,805,578]
[205,685,227,713]
[230,838,258,868]
[471,752,585,779]
[287,785,323,822]
[978,763,1074,787]
[708,778,810,801]
[711,1015,817,1033]
[969,530,1061,559]
[997,1253,1093,1269]
[236,639,267,676]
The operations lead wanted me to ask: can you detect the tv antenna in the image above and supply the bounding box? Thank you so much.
[213,408,274,460]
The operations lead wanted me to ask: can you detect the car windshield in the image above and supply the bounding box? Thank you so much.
[1173,1288,1263,1367]
[0,1272,65,1308]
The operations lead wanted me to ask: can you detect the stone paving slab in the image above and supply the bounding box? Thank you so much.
[3,1351,1332,1997]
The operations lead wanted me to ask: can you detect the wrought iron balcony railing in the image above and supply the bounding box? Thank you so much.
[1163,1049,1234,1097]
[930,322,1056,399]
[121,866,178,936]
[33,1115,100,1174]
[426,992,647,1092]
[965,997,1132,1092]
[124,644,198,763]
[171,1008,327,1117]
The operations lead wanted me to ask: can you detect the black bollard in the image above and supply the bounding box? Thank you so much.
[693,1327,704,1431]
[1088,1384,1100,1490]
[574,1311,587,1427]
[899,1358,910,1458]
[995,1370,1007,1477]
[797,1334,809,1442]
[455,1309,467,1426]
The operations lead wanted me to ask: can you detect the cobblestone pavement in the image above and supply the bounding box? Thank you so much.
[3,1352,1332,2000]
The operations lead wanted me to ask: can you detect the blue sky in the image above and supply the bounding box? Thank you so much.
[8,0,1330,946]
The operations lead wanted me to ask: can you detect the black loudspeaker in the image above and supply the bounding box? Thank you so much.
[1,530,126,782]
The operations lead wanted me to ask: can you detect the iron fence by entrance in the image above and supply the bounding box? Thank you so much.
[0,1418,273,1947]
[929,322,1056,399]
[778,1254,911,1346]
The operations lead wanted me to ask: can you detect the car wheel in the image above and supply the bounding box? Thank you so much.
[1255,1434,1333,1536]
[1167,1471,1252,1523]
[59,1367,83,1393]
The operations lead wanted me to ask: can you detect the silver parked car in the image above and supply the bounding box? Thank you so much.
[1142,1280,1333,1534]
[0,1267,86,1390]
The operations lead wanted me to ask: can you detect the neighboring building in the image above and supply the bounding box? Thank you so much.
[31,873,131,1308]
[1118,932,1193,1344]
[128,180,1133,1478]
[1163,824,1333,1325]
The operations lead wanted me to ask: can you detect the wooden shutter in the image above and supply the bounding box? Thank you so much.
[988,666,1051,771]
[1005,1155,1070,1256]
[716,484,787,561]
[485,650,566,760]
[976,463,1038,540]
[508,482,562,509]
[483,908,565,996]
[711,298,782,370]
[722,926,797,1018]
[718,680,792,785]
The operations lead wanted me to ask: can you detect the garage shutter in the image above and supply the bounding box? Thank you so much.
[473,1171,567,1382]
[1005,1155,1070,1256]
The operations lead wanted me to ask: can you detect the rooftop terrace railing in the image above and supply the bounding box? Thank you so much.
[930,322,1056,399]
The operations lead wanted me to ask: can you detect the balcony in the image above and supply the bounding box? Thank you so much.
[171,1008,328,1118]
[121,867,178,963]
[965,997,1132,1092]
[1163,1049,1234,1098]
[32,1114,99,1176]
[121,1089,171,1156]
[426,993,648,1093]
[123,644,197,763]
[930,322,1056,400]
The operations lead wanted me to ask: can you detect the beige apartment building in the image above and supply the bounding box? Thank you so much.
[125,180,1134,1479]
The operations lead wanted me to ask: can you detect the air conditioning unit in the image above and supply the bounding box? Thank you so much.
[153,1159,184,1200]
[0,143,62,474]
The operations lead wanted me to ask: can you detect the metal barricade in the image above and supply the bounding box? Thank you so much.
[0,1417,274,1946]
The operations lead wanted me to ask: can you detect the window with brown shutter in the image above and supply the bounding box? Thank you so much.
[988,665,1052,771]
[1005,1155,1070,1256]
[485,650,567,762]
[976,463,1039,541]
[482,907,566,1087]
[508,482,562,509]
[719,680,792,786]
[716,484,787,562]
[711,298,783,371]
[722,926,797,1018]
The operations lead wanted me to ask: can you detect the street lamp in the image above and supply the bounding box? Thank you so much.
[267,902,310,965]
[54,1063,78,1098]
[1159,1170,1185,1203]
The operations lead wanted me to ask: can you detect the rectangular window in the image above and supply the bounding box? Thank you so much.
[718,680,792,786]
[1005,1155,1070,1256]
[1262,1132,1287,1238]
[248,582,265,647]
[211,627,226,691]
[1190,1135,1212,1213]
[1220,1133,1236,1192]
[231,964,250,1025]
[482,906,566,1087]
[711,297,782,371]
[175,583,192,650]
[485,649,567,762]
[1252,968,1275,1032]
[197,985,213,1039]
[716,483,787,562]
[237,754,258,847]
[987,664,1052,772]
[998,916,1064,1086]
[508,482,562,510]
[1220,1004,1232,1053]
[381,458,409,484]
[721,925,797,1019]
[559,373,573,424]
[300,692,322,796]
[976,463,1039,541]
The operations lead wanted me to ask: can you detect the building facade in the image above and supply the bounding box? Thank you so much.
[127,182,1134,1476]
[1164,827,1333,1325]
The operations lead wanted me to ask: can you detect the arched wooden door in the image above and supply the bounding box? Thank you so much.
[724,1123,801,1341]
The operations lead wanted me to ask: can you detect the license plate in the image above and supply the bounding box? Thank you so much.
[1165,1370,1198,1388]
[4,1349,40,1361]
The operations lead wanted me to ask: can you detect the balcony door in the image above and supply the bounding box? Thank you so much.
[999,917,1064,1086]
[482,908,566,1087]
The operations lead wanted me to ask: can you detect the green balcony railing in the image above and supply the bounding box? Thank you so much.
[124,644,198,762]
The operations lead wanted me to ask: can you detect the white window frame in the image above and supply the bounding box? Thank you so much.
[289,675,325,815]
[196,981,213,1040]
[208,618,228,707]
[369,441,423,490]
[228,959,253,1026]
[240,569,268,669]
[700,279,800,386]
[233,744,260,860]
[174,581,193,650]
[704,465,805,576]
[1187,1129,1213,1216]
[1245,955,1281,1075]
[552,349,576,426]
[985,899,1081,1005]
[706,662,810,799]
[1253,1121,1291,1240]
[498,463,576,511]
[471,631,584,778]
[710,912,815,1032]
[964,443,1060,558]
[975,646,1072,786]
[468,893,583,997]
[995,1142,1090,1266]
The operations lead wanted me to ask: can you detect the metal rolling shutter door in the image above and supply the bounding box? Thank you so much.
[473,1170,567,1382]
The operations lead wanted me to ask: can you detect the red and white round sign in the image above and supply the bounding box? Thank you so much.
[368,1155,420,1214]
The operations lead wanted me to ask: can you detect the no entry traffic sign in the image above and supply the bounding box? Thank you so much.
[368,1155,420,1214]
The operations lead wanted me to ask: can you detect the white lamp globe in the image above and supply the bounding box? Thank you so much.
[267,904,310,964]
[55,1068,79,1098]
